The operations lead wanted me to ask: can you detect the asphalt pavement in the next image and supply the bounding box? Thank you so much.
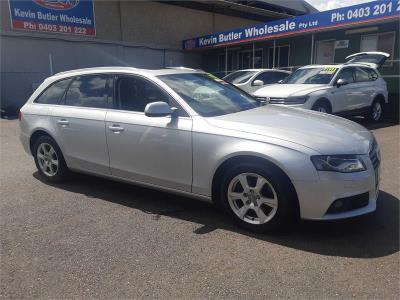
[0,118,399,299]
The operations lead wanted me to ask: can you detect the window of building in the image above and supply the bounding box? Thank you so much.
[268,45,290,68]
[314,40,335,64]
[35,78,72,104]
[360,32,395,66]
[239,49,263,69]
[65,75,110,108]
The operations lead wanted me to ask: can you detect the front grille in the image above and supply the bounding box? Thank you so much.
[269,97,286,104]
[326,192,369,214]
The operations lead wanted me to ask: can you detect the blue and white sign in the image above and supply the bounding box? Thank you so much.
[8,0,96,36]
[183,0,400,50]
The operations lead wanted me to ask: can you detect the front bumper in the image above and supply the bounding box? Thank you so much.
[293,153,380,220]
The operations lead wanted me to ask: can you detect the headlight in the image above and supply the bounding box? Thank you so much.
[285,96,309,104]
[311,155,366,173]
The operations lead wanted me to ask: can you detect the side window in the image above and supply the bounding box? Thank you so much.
[336,68,355,83]
[35,78,72,104]
[253,72,288,85]
[65,75,110,108]
[364,67,379,81]
[116,76,170,112]
[355,67,370,83]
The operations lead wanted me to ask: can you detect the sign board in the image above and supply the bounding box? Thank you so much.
[335,40,349,49]
[183,0,400,50]
[8,0,96,36]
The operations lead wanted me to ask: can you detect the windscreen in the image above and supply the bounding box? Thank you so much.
[282,67,338,84]
[223,71,257,84]
[158,73,258,117]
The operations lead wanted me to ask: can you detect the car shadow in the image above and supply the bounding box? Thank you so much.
[33,172,399,259]
[348,116,399,130]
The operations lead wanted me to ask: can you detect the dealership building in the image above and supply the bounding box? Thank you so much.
[0,0,399,116]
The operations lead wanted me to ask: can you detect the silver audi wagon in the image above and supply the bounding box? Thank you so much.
[19,67,381,232]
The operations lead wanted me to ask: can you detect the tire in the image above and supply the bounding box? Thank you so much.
[312,100,331,114]
[217,162,298,233]
[367,99,384,122]
[33,135,69,183]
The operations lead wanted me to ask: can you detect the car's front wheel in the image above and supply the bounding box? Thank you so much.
[311,100,332,114]
[218,162,298,233]
[33,135,69,183]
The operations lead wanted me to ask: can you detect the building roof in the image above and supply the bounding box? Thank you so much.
[228,0,318,15]
[160,0,316,22]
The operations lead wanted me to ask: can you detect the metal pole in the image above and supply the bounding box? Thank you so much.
[225,47,228,76]
[252,43,255,69]
[310,34,314,64]
[49,53,53,75]
[272,40,276,69]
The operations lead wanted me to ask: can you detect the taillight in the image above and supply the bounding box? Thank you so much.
[18,110,23,121]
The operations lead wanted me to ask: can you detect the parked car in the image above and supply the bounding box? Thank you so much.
[20,67,380,233]
[223,69,291,94]
[253,52,390,122]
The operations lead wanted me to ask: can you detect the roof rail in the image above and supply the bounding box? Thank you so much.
[54,66,138,76]
[165,66,197,71]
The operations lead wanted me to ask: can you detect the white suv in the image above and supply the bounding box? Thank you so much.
[254,52,389,122]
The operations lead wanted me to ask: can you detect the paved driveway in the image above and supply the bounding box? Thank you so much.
[1,119,399,298]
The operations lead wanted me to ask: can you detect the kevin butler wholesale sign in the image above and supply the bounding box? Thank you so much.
[183,0,400,50]
[8,0,96,36]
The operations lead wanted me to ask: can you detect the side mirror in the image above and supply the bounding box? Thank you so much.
[144,102,176,117]
[252,80,264,87]
[278,80,283,84]
[336,78,349,87]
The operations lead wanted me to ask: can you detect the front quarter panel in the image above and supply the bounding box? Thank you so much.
[191,117,319,197]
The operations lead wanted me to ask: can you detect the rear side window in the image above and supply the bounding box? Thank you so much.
[35,79,72,104]
[362,67,379,81]
[65,75,110,108]
[355,67,370,83]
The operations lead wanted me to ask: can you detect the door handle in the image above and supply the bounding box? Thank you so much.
[109,124,124,133]
[57,119,69,126]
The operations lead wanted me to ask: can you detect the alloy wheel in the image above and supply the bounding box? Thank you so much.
[37,143,59,177]
[227,173,278,225]
[372,102,382,121]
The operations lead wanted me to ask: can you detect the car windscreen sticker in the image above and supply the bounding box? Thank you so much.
[319,67,338,75]
[206,73,227,84]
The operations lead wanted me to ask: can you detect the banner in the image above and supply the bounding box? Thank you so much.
[183,0,400,50]
[8,0,96,36]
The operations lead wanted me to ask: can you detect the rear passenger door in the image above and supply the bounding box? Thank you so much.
[354,67,376,109]
[51,74,112,175]
[105,74,193,192]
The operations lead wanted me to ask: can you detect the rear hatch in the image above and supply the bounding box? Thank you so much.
[345,51,390,68]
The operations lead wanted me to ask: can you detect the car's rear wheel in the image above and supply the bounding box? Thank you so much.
[218,162,298,233]
[367,99,383,122]
[33,135,69,183]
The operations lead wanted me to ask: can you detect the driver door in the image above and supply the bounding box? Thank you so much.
[105,75,193,192]
[331,67,359,112]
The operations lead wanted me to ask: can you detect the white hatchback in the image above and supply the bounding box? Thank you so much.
[254,52,389,122]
